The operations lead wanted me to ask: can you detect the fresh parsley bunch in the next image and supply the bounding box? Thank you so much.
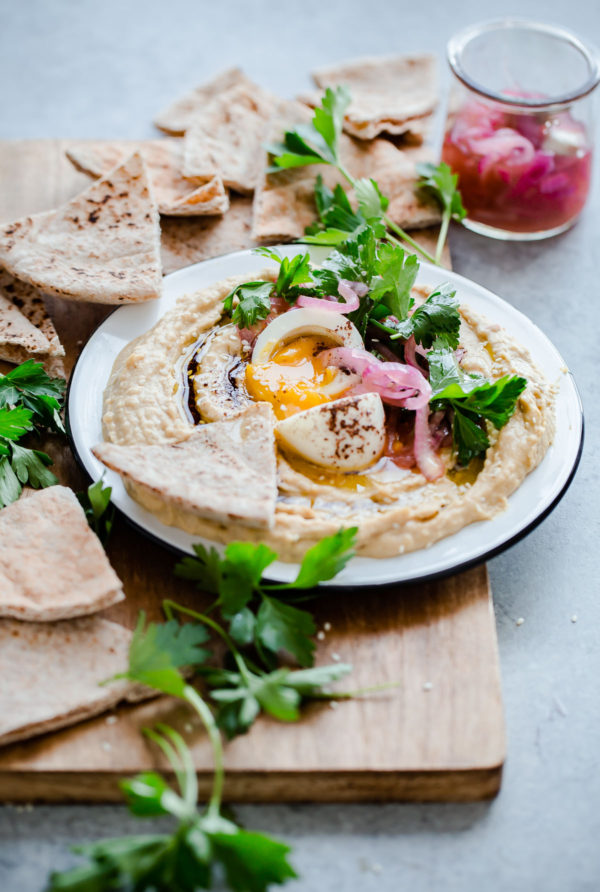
[0,360,66,508]
[49,614,297,892]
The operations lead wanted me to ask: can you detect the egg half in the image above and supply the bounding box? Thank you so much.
[245,308,363,420]
[276,392,387,471]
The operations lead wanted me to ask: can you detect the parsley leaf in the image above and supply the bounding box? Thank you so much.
[388,283,460,348]
[0,456,21,508]
[370,243,419,321]
[219,543,278,619]
[451,407,490,466]
[223,282,273,328]
[256,597,316,667]
[0,405,33,440]
[287,527,358,590]
[77,478,115,544]
[10,442,56,488]
[117,612,211,697]
[175,543,223,595]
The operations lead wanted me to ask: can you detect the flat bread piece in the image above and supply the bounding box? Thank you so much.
[183,83,283,193]
[0,269,64,366]
[0,617,153,746]
[253,105,440,243]
[0,152,162,305]
[310,54,437,141]
[161,195,255,274]
[66,140,229,217]
[155,67,254,135]
[93,403,277,530]
[0,485,124,621]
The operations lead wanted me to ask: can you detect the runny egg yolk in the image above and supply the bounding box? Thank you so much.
[245,335,350,420]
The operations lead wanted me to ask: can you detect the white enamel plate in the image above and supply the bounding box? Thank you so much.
[67,246,583,587]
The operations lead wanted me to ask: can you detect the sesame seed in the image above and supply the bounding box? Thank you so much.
[329,700,339,710]
[101,741,112,752]
[571,615,578,623]
[516,617,525,626]
[423,681,433,692]
[323,622,332,632]
[331,652,341,662]
[317,630,326,641]
[105,715,118,725]
[184,723,194,733]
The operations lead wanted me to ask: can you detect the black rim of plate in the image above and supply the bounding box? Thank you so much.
[65,261,585,591]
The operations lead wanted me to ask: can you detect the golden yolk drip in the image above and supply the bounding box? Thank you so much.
[245,335,350,420]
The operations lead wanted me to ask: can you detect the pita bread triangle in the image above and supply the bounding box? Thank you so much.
[93,403,277,530]
[0,268,64,366]
[0,485,124,621]
[310,54,437,141]
[0,152,162,305]
[0,616,155,746]
[66,140,229,217]
[154,67,250,135]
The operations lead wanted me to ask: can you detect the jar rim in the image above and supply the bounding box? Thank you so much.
[447,18,600,108]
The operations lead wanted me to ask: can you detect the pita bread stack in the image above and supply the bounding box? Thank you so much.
[0,616,152,746]
[0,485,124,621]
[93,403,277,530]
[66,140,229,216]
[0,152,162,305]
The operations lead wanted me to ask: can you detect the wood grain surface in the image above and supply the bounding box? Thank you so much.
[0,140,504,802]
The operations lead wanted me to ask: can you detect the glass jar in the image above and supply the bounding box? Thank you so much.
[442,19,599,240]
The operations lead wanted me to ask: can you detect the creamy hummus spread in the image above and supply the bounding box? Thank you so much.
[102,271,555,560]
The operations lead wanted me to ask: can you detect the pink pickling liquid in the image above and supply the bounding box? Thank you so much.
[442,98,592,233]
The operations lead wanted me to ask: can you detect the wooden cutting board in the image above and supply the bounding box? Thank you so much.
[0,141,505,802]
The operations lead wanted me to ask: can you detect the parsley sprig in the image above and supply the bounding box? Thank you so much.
[0,360,66,507]
[50,614,297,892]
[175,529,357,669]
[416,162,466,265]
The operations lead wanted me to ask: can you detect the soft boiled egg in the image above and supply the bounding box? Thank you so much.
[245,308,364,420]
[276,392,386,471]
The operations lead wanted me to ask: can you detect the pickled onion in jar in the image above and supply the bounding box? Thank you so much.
[442,98,592,234]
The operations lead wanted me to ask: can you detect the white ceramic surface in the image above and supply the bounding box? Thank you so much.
[68,246,583,587]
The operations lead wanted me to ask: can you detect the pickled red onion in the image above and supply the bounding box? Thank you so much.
[413,404,445,481]
[296,279,364,313]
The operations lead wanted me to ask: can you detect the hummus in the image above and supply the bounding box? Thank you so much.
[102,272,555,560]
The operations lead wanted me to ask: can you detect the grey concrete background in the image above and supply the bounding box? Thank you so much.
[1,0,599,890]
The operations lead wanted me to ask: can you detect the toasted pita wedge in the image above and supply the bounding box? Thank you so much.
[310,54,437,141]
[252,108,440,242]
[155,67,256,135]
[94,403,277,530]
[0,269,64,367]
[0,486,124,621]
[66,140,229,217]
[0,152,162,305]
[0,617,154,746]
[183,83,283,193]
[161,195,255,274]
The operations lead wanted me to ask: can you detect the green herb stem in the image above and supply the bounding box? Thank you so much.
[384,216,437,265]
[435,212,451,265]
[183,685,224,819]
